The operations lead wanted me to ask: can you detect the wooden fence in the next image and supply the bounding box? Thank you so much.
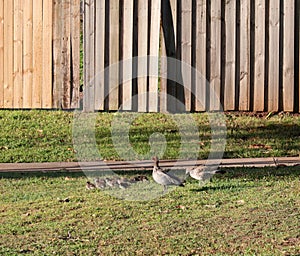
[0,0,80,109]
[0,0,299,112]
[84,0,300,113]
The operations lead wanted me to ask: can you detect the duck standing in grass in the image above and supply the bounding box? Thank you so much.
[152,156,184,192]
[186,165,226,185]
[86,181,96,190]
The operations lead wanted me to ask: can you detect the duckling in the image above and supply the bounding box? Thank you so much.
[152,156,184,192]
[94,178,106,189]
[86,181,96,190]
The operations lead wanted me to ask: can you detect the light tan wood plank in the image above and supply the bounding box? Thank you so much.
[283,1,294,112]
[137,0,148,112]
[195,0,206,111]
[224,0,236,111]
[268,0,280,112]
[62,0,71,109]
[254,0,266,111]
[32,0,43,108]
[22,0,33,109]
[70,0,81,109]
[42,0,53,108]
[3,0,14,108]
[13,0,23,108]
[95,0,105,110]
[83,0,91,111]
[181,0,192,112]
[122,0,134,111]
[239,0,251,111]
[210,0,222,111]
[109,0,119,110]
[0,0,5,108]
[53,0,63,108]
[148,0,161,112]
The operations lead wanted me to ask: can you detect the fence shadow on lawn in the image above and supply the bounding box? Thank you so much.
[0,166,298,183]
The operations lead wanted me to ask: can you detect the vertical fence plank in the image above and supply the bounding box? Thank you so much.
[42,0,53,108]
[70,0,80,109]
[3,0,14,108]
[224,0,236,111]
[95,0,105,110]
[53,0,62,108]
[83,0,91,111]
[13,0,23,108]
[108,0,119,110]
[195,0,206,111]
[254,0,266,111]
[0,0,3,108]
[62,0,71,109]
[181,0,192,111]
[239,0,251,111]
[210,0,222,111]
[32,0,43,108]
[268,0,280,112]
[283,1,294,112]
[148,0,161,112]
[122,0,134,110]
[23,0,33,109]
[137,0,148,112]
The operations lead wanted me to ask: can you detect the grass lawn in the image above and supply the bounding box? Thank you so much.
[0,167,299,255]
[0,110,299,163]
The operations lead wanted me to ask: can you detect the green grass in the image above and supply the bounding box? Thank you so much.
[0,110,299,163]
[0,167,299,255]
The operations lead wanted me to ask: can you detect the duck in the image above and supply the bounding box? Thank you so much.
[186,165,226,184]
[104,177,118,188]
[94,178,107,189]
[152,156,184,192]
[86,181,96,190]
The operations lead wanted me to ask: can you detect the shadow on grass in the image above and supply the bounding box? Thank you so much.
[0,166,298,182]
[189,183,254,193]
[222,166,300,180]
[0,169,153,180]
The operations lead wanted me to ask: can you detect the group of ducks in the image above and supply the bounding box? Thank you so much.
[86,156,226,192]
[152,156,225,192]
[86,175,148,190]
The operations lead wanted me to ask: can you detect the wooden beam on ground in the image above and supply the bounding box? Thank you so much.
[0,157,299,173]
